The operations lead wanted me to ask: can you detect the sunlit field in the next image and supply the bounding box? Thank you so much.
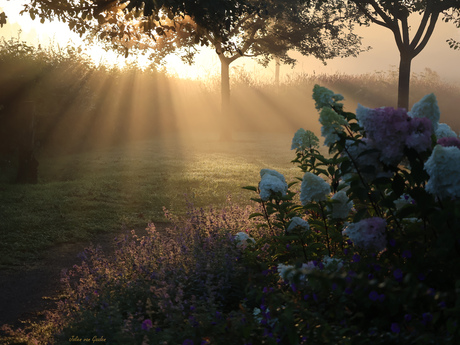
[0,131,303,267]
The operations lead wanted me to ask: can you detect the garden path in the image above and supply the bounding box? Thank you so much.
[0,223,170,329]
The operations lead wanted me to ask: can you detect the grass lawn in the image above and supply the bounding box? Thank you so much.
[0,131,304,268]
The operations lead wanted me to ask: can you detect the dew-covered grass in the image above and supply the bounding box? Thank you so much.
[0,131,302,268]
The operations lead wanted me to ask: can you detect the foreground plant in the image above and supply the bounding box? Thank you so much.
[1,199,266,344]
[243,84,460,344]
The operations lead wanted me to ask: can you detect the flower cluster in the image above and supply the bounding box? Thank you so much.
[300,172,330,204]
[312,84,344,110]
[328,190,353,219]
[319,107,348,146]
[435,122,458,138]
[393,193,415,210]
[408,93,440,131]
[291,128,320,151]
[287,217,310,233]
[342,217,387,251]
[234,231,256,249]
[259,169,288,201]
[437,136,460,149]
[357,105,432,165]
[424,144,460,199]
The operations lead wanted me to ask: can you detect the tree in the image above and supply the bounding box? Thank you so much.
[91,0,365,140]
[346,0,460,109]
[0,11,7,27]
[185,0,365,140]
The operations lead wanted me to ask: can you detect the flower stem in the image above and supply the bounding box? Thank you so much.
[319,201,332,257]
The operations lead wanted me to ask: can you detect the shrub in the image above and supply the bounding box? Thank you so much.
[242,84,460,344]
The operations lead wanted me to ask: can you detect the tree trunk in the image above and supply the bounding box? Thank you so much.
[219,56,232,141]
[275,56,280,86]
[397,52,413,110]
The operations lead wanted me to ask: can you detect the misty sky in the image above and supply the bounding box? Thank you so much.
[1,1,459,83]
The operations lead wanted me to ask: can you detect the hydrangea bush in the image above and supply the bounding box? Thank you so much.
[241,84,460,344]
[3,86,460,344]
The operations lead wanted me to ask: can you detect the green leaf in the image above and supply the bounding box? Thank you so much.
[306,242,326,252]
[288,181,298,188]
[372,177,391,186]
[349,122,362,132]
[248,213,264,219]
[316,168,329,177]
[392,174,405,196]
[353,208,368,222]
[358,148,381,158]
[340,159,351,174]
[242,186,257,192]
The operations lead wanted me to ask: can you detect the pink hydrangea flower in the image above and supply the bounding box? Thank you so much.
[357,106,432,165]
[342,217,387,251]
[437,137,460,149]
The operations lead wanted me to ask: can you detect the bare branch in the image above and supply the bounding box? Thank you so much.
[354,1,391,29]
[401,15,410,46]
[413,11,439,57]
[409,8,431,50]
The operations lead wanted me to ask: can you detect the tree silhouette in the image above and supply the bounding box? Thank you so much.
[346,0,460,109]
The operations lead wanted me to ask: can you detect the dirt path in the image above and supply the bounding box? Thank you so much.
[0,223,170,328]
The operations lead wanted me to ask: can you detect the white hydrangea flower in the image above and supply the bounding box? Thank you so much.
[287,217,310,233]
[300,172,331,205]
[319,107,348,146]
[424,144,460,199]
[312,84,344,110]
[253,308,263,323]
[408,93,440,132]
[435,123,458,139]
[322,256,344,272]
[259,169,288,201]
[291,128,319,150]
[277,263,296,281]
[300,261,317,273]
[342,218,387,252]
[301,256,344,275]
[260,169,286,184]
[393,193,415,210]
[355,103,372,130]
[234,232,255,249]
[253,308,277,327]
[328,190,353,219]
